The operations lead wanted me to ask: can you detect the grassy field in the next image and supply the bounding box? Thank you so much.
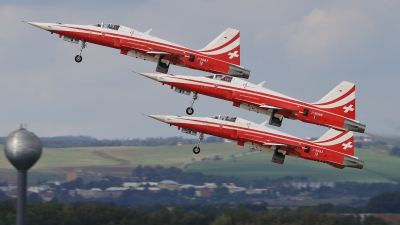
[0,143,399,183]
[0,143,246,182]
[185,146,400,183]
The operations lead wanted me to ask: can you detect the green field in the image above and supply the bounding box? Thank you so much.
[0,143,246,181]
[0,143,399,183]
[186,146,400,183]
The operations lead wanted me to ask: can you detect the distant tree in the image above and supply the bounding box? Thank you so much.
[391,147,400,157]
[365,191,400,213]
[61,178,84,190]
[27,193,42,203]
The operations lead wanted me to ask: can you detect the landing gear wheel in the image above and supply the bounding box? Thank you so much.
[193,146,200,154]
[75,55,82,63]
[186,107,194,115]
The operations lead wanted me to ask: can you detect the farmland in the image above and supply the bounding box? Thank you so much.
[0,143,399,183]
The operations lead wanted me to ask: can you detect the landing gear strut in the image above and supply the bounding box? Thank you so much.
[271,147,286,165]
[193,133,204,154]
[75,41,86,63]
[186,92,198,115]
[268,109,283,127]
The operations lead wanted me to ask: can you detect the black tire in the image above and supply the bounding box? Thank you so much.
[193,146,200,154]
[186,107,194,115]
[75,55,82,63]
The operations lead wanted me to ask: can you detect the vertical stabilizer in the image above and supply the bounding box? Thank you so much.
[312,81,356,120]
[313,129,355,156]
[198,28,241,66]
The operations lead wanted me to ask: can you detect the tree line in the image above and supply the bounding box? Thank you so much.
[0,201,392,225]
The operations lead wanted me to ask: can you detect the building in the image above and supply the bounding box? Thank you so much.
[222,183,246,193]
[157,180,180,190]
[195,189,212,198]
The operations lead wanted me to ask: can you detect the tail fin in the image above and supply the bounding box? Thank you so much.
[198,28,240,65]
[312,129,354,156]
[312,81,356,120]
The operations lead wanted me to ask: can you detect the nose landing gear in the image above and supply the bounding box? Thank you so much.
[186,92,198,115]
[75,41,87,63]
[192,133,204,154]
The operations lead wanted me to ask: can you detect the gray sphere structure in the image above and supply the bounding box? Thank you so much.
[4,127,42,171]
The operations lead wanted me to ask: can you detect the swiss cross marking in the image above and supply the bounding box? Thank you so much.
[343,104,354,113]
[342,141,352,150]
[228,51,239,59]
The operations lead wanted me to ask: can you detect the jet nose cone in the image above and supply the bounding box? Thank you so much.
[27,22,54,31]
[147,115,167,123]
[139,73,159,81]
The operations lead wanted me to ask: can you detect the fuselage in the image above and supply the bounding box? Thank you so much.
[142,73,365,133]
[149,115,363,169]
[27,22,249,77]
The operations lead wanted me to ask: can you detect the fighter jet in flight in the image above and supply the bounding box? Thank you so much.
[26,22,250,78]
[147,114,364,169]
[140,73,366,133]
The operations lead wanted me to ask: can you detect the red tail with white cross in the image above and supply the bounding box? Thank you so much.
[198,28,241,66]
[312,81,356,120]
[312,129,355,156]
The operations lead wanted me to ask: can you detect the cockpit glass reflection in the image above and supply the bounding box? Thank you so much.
[209,115,237,122]
[214,75,233,83]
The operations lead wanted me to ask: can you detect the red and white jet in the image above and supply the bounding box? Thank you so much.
[147,114,364,169]
[140,73,366,133]
[26,22,250,78]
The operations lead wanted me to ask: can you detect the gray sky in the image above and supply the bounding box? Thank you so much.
[0,1,399,139]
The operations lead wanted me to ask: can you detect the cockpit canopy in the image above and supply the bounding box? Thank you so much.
[204,74,233,83]
[209,115,237,122]
[91,23,120,30]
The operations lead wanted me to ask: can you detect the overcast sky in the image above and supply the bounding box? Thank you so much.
[0,1,399,139]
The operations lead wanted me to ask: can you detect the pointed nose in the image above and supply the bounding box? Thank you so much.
[27,22,54,31]
[139,73,159,81]
[147,115,167,123]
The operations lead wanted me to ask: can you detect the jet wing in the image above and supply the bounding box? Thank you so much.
[245,101,300,113]
[262,142,286,146]
[146,48,185,57]
[259,104,282,110]
[237,131,302,150]
[146,51,171,55]
[120,40,150,52]
[238,132,287,146]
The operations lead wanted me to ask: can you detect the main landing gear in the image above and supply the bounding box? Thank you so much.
[192,133,204,154]
[186,92,198,115]
[75,41,87,63]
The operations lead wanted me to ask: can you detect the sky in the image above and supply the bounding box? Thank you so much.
[0,1,399,139]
